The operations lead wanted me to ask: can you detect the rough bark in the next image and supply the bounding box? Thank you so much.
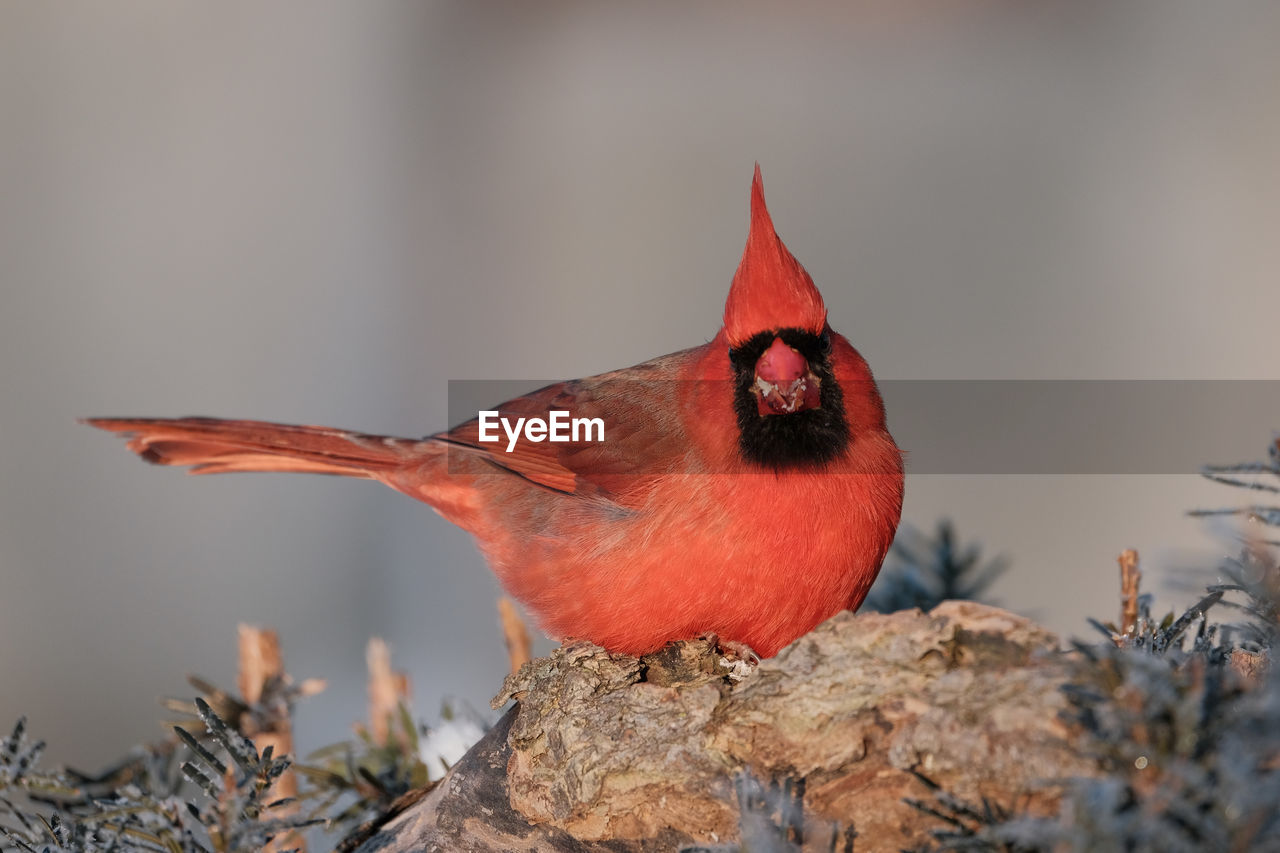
[353,602,1098,852]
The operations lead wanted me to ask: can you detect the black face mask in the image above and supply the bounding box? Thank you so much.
[728,328,850,469]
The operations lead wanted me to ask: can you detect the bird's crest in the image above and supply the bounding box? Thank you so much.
[723,165,827,346]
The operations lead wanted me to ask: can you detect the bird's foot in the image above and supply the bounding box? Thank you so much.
[701,633,761,682]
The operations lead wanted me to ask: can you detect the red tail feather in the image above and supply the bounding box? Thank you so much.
[82,417,423,477]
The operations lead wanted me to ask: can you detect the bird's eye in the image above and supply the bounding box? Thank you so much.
[819,330,832,353]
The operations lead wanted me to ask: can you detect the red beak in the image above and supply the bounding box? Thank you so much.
[753,337,821,415]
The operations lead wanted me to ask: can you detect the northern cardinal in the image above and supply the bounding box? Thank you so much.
[87,166,903,658]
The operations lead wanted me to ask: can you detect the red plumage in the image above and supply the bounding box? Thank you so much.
[86,166,904,658]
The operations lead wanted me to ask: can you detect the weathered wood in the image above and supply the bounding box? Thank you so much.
[350,704,692,852]
[354,602,1097,852]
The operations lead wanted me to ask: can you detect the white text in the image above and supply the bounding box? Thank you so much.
[476,410,605,452]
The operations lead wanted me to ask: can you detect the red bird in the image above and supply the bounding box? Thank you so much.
[87,167,904,659]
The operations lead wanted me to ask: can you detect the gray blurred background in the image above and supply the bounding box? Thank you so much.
[2,1,1279,769]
